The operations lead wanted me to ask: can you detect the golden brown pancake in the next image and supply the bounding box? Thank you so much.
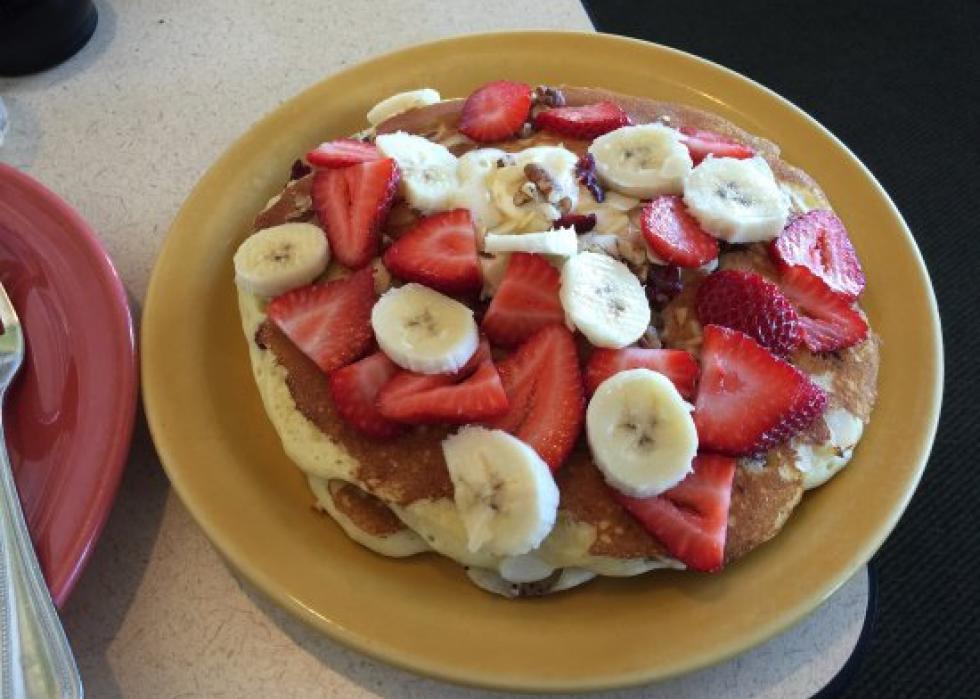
[242,85,880,594]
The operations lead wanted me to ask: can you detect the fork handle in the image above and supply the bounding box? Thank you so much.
[0,423,83,699]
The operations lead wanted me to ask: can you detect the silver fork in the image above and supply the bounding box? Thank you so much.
[0,283,83,699]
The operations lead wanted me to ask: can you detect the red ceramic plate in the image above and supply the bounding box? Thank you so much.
[0,163,136,607]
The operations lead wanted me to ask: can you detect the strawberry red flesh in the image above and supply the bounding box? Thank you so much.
[486,325,584,471]
[616,454,736,572]
[696,269,803,356]
[533,101,631,140]
[779,266,869,352]
[266,267,375,374]
[306,138,381,169]
[382,209,482,294]
[459,80,532,143]
[481,252,565,347]
[312,158,399,269]
[770,210,866,300]
[641,195,719,268]
[327,351,404,439]
[678,127,755,165]
[585,348,699,399]
[694,325,828,455]
[377,359,509,424]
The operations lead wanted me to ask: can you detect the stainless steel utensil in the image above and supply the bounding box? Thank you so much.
[0,283,83,698]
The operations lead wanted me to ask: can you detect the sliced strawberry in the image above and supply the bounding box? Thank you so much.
[486,325,584,471]
[779,266,869,352]
[694,324,828,455]
[376,359,508,424]
[616,454,736,572]
[770,210,866,300]
[533,101,630,140]
[696,269,803,356]
[584,348,699,399]
[306,138,381,169]
[481,253,564,347]
[382,209,482,294]
[266,267,375,374]
[640,195,719,268]
[312,158,399,269]
[459,80,532,143]
[327,351,404,439]
[678,127,755,165]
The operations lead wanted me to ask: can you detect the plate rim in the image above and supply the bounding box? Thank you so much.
[141,30,943,691]
[0,161,138,608]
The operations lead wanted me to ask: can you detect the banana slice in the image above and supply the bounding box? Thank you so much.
[479,252,510,299]
[374,131,458,213]
[452,148,507,230]
[371,283,479,374]
[442,426,559,557]
[683,155,790,243]
[482,226,577,257]
[233,223,329,297]
[366,88,441,126]
[586,368,698,497]
[488,146,580,232]
[587,124,693,198]
[560,251,651,348]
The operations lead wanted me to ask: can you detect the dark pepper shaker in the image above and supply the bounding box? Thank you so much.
[0,0,98,76]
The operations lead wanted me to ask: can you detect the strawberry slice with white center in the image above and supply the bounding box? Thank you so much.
[584,347,699,399]
[377,358,508,424]
[266,267,375,374]
[486,325,585,471]
[694,324,828,455]
[533,101,631,140]
[616,453,736,572]
[382,209,482,295]
[481,253,565,347]
[770,210,866,300]
[779,266,869,352]
[306,138,381,169]
[640,195,719,268]
[327,351,404,439]
[678,127,755,165]
[312,158,399,269]
[696,269,803,356]
[459,80,533,143]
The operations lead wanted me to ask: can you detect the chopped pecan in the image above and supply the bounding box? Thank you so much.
[533,85,566,108]
[524,163,556,197]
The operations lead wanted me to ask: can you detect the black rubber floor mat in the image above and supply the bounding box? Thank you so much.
[580,1,978,696]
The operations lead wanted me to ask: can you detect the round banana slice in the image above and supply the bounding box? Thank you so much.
[482,226,577,257]
[586,368,698,498]
[452,148,507,230]
[587,124,693,198]
[371,283,479,374]
[366,88,441,126]
[683,155,791,243]
[560,251,651,348]
[374,131,459,213]
[233,223,329,297]
[442,427,559,557]
[489,146,580,230]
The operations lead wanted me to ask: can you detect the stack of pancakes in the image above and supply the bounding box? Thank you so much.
[238,86,879,596]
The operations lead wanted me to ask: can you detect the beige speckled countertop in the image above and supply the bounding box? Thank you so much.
[0,1,867,696]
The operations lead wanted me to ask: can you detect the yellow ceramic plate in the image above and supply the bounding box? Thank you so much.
[142,32,942,691]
